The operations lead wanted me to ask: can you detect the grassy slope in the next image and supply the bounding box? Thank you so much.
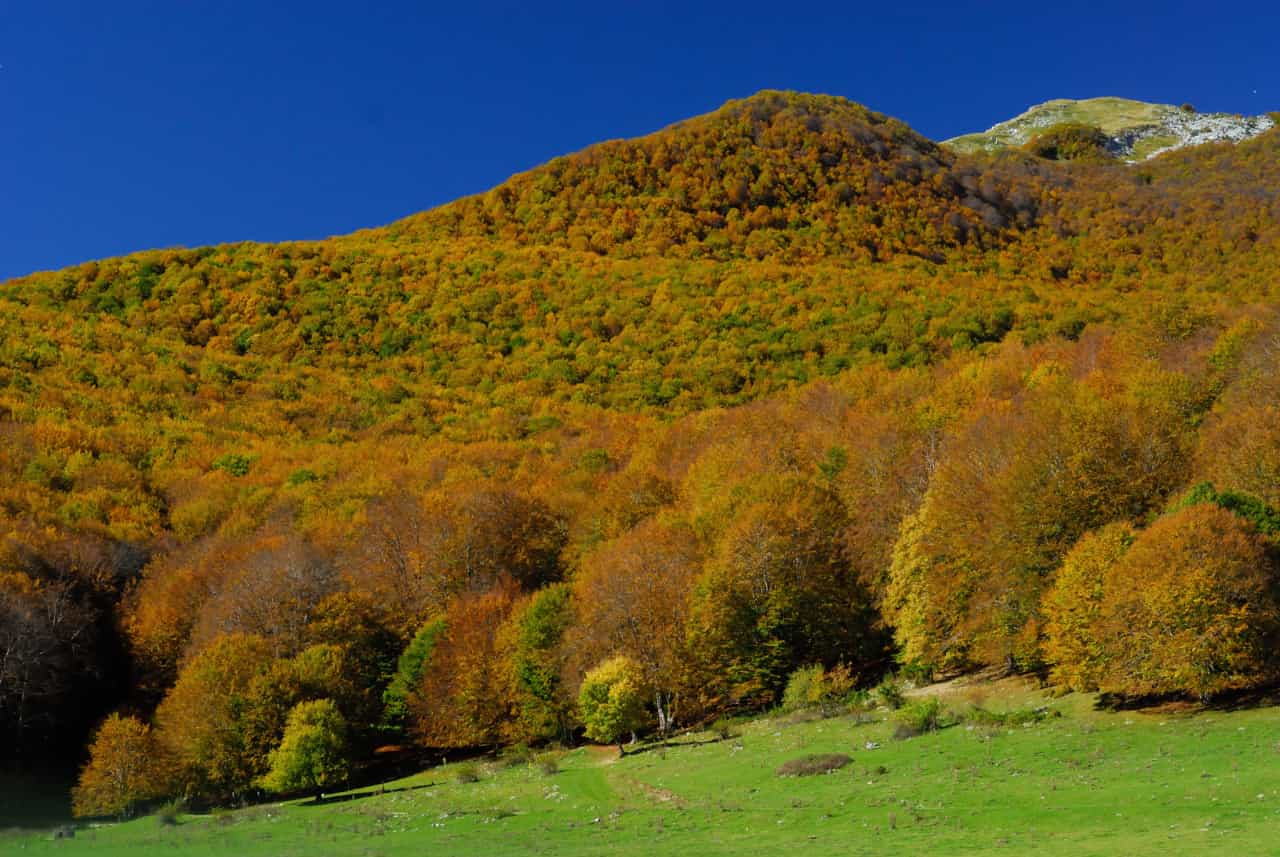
[947,97,1171,153]
[11,682,1280,856]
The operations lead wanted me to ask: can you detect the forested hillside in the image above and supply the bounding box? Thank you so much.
[3,91,1280,815]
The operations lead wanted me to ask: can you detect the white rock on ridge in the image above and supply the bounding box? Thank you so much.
[1135,110,1275,160]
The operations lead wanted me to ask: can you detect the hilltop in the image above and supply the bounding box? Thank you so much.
[946,96,1277,161]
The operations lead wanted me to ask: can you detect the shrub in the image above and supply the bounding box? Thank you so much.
[709,716,741,741]
[776,754,852,777]
[1022,123,1114,163]
[875,678,905,710]
[781,665,824,712]
[536,753,561,776]
[892,697,945,739]
[154,800,182,827]
[964,705,1056,728]
[781,663,857,715]
[454,763,481,784]
[498,744,532,769]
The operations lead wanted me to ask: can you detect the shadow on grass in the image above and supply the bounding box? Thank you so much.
[1095,683,1280,714]
[619,737,724,758]
[301,781,439,808]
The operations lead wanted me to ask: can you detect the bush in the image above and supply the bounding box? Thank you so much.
[454,763,481,784]
[1022,123,1114,163]
[964,705,1056,728]
[782,664,856,715]
[892,697,946,739]
[781,665,824,711]
[498,744,532,769]
[154,799,182,827]
[709,716,741,741]
[536,752,561,776]
[776,754,852,777]
[875,678,905,710]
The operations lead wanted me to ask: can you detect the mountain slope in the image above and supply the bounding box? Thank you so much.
[6,89,1280,790]
[3,91,1280,437]
[947,96,1276,161]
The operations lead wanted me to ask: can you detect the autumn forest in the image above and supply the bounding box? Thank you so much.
[4,91,1280,816]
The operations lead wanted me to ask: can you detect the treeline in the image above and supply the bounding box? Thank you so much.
[62,311,1280,815]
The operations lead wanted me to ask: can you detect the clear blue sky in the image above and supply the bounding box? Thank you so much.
[2,1,1277,280]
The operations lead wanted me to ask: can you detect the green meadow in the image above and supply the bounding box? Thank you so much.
[9,681,1280,856]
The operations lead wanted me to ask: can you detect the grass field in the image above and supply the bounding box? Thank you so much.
[8,679,1280,856]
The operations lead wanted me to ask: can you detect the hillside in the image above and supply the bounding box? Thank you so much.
[946,96,1277,161]
[4,91,1280,823]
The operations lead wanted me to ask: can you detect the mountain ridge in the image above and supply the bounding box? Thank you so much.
[946,95,1277,161]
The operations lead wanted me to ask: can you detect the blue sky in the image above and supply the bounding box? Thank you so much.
[2,1,1277,280]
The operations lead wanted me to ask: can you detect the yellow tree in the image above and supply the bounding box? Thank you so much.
[72,714,171,818]
[1041,523,1135,692]
[153,633,273,801]
[1096,504,1280,698]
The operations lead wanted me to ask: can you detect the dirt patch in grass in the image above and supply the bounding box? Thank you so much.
[614,776,689,808]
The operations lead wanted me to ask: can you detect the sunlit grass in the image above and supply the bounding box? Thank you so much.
[14,681,1280,856]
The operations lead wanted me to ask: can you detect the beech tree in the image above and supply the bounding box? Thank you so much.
[1042,523,1135,692]
[382,617,446,736]
[569,519,701,733]
[578,655,649,753]
[153,633,274,801]
[502,584,574,742]
[411,581,518,748]
[0,569,98,754]
[690,477,880,707]
[72,714,169,818]
[260,699,350,801]
[1094,504,1280,698]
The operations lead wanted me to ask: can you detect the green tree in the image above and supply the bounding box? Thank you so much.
[381,618,446,735]
[577,655,649,753]
[260,699,350,801]
[153,633,274,802]
[505,584,574,742]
